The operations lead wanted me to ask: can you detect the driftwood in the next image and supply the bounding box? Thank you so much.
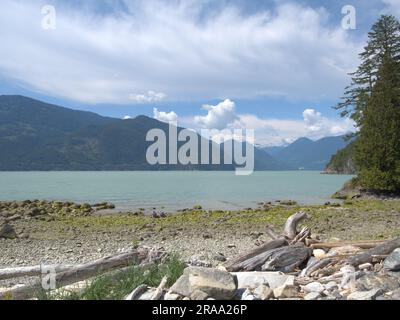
[151,276,168,300]
[0,264,77,281]
[0,251,144,300]
[283,211,310,240]
[225,238,287,272]
[225,211,312,272]
[261,244,312,273]
[310,240,386,250]
[299,258,334,278]
[347,237,400,266]
[125,284,148,300]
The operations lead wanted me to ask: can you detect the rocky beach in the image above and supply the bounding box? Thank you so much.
[1,198,400,300]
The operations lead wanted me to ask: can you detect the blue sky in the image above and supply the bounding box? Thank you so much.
[0,0,399,145]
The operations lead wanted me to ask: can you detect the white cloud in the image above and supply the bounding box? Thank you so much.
[382,0,400,16]
[153,108,178,123]
[194,99,238,130]
[123,115,132,120]
[129,91,166,103]
[303,109,323,132]
[238,109,356,146]
[0,1,362,104]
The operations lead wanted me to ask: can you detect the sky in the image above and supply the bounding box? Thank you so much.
[0,0,399,146]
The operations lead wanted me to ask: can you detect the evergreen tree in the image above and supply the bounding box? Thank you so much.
[355,54,400,191]
[336,15,400,129]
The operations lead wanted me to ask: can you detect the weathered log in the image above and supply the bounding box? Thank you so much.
[347,237,400,266]
[0,251,143,300]
[261,244,312,273]
[283,211,310,240]
[299,257,334,278]
[125,284,148,300]
[0,264,77,281]
[151,276,168,300]
[224,238,287,272]
[310,240,386,250]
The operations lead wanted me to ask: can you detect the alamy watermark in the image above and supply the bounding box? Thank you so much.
[146,123,255,175]
[41,5,56,30]
[341,5,356,30]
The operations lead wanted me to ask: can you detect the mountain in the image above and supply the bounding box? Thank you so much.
[0,95,288,171]
[263,136,350,171]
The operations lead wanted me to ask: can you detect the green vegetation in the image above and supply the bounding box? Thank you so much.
[331,15,400,192]
[36,256,186,300]
[325,142,356,174]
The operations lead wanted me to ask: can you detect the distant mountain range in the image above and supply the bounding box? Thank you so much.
[0,95,285,171]
[0,95,350,171]
[262,136,350,171]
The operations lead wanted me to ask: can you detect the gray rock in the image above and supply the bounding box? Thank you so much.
[232,272,294,290]
[170,275,191,297]
[302,282,325,294]
[0,223,17,239]
[304,292,321,300]
[356,273,400,292]
[187,267,237,300]
[384,248,400,271]
[190,289,209,301]
[390,288,400,300]
[253,285,274,300]
[325,281,339,291]
[164,291,181,300]
[347,288,384,300]
[169,267,237,300]
[241,289,256,300]
[273,284,298,299]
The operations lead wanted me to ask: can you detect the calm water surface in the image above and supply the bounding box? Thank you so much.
[0,171,353,211]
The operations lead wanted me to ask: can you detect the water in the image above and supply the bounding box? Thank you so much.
[0,171,353,211]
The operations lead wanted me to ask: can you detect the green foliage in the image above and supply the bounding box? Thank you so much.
[336,15,400,127]
[325,142,357,174]
[355,55,400,191]
[333,15,400,192]
[37,255,186,300]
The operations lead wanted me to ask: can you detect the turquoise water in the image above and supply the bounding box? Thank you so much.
[0,171,353,211]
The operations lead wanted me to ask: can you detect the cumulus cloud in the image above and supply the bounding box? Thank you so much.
[0,0,362,104]
[129,91,166,103]
[153,108,178,123]
[303,109,323,132]
[238,109,356,146]
[194,99,238,130]
[123,115,132,120]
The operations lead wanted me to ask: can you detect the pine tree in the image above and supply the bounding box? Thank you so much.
[355,54,400,191]
[336,15,400,129]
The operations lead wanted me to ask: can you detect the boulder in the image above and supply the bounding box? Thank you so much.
[347,288,384,300]
[0,223,17,239]
[356,273,400,292]
[170,275,191,297]
[232,272,295,290]
[190,290,209,301]
[171,267,237,300]
[302,282,325,294]
[188,267,237,300]
[384,248,400,271]
[253,285,274,300]
[304,292,321,300]
[273,284,298,299]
